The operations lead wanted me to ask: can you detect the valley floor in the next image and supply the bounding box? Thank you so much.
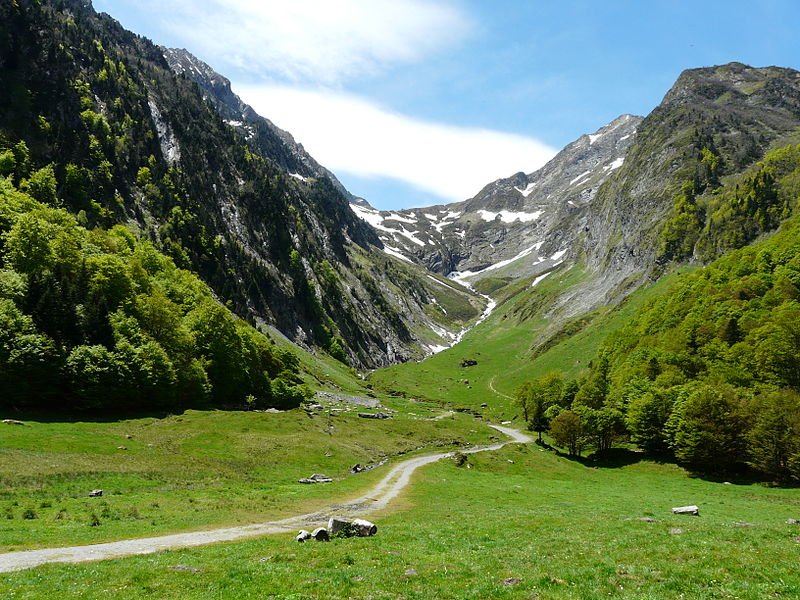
[0,425,530,573]
[2,432,799,599]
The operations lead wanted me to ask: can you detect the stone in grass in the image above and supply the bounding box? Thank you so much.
[625,517,657,523]
[312,527,330,542]
[503,578,521,586]
[170,564,202,573]
[296,530,312,543]
[298,473,333,484]
[328,517,378,537]
[88,489,103,497]
[786,519,800,525]
[2,419,24,425]
[672,505,699,516]
[669,528,685,535]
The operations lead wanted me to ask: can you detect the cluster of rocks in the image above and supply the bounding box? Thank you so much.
[350,460,387,474]
[357,412,391,420]
[297,517,378,543]
[314,392,380,408]
[298,473,332,484]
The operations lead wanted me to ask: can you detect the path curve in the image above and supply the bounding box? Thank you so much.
[0,425,531,573]
[489,375,515,401]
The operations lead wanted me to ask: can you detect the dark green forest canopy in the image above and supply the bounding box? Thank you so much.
[0,177,307,413]
[518,144,800,481]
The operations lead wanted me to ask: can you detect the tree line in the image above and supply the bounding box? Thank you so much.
[0,175,308,413]
[518,144,800,483]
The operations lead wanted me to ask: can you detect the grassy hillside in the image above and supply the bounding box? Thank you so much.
[0,403,494,552]
[369,264,686,419]
[3,441,799,598]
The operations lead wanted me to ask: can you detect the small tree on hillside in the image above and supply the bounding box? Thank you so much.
[515,381,533,422]
[549,410,586,457]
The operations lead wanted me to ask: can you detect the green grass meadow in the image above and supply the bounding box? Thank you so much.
[3,266,798,599]
[3,441,799,599]
[0,403,493,552]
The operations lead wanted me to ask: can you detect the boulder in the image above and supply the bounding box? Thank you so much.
[311,527,330,542]
[2,419,24,425]
[88,489,103,497]
[352,518,378,537]
[786,519,800,525]
[358,412,391,420]
[299,473,332,484]
[327,517,352,535]
[672,505,699,516]
[296,530,312,543]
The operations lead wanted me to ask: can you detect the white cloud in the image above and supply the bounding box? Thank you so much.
[151,0,471,84]
[235,85,557,203]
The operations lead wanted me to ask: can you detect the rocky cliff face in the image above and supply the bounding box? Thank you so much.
[161,48,355,202]
[0,0,481,369]
[351,115,641,286]
[582,63,800,300]
[353,63,800,324]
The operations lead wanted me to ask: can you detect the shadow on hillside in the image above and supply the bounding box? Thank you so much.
[554,447,672,469]
[688,467,797,487]
[1,407,181,424]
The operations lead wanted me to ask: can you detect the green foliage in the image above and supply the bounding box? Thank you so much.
[0,180,305,412]
[743,390,800,482]
[669,385,747,471]
[517,371,564,440]
[21,164,58,204]
[549,410,585,456]
[660,144,800,264]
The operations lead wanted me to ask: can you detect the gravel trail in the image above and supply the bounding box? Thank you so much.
[0,425,531,573]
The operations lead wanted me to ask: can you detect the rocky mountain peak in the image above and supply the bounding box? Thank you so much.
[663,62,800,111]
[350,113,642,283]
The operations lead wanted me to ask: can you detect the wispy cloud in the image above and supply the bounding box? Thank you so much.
[236,85,557,203]
[151,0,472,84]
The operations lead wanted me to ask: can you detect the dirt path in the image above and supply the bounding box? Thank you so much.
[0,425,531,573]
[488,375,515,401]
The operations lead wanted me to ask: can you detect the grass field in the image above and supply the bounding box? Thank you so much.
[369,266,690,419]
[4,266,797,599]
[0,400,494,552]
[3,441,799,599]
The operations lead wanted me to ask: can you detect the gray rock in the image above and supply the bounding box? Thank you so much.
[299,473,333,484]
[88,489,103,497]
[326,517,378,537]
[669,528,685,535]
[786,519,800,525]
[328,517,351,535]
[296,530,312,543]
[672,505,699,516]
[358,412,391,420]
[352,518,378,537]
[311,527,330,542]
[2,419,24,425]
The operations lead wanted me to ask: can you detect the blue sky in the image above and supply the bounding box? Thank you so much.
[94,0,800,210]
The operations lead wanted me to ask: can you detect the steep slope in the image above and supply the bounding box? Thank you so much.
[351,115,640,284]
[0,0,482,368]
[585,63,800,284]
[161,47,355,202]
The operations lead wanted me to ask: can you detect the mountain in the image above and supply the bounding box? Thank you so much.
[355,64,800,324]
[350,115,640,286]
[0,0,482,370]
[161,47,355,202]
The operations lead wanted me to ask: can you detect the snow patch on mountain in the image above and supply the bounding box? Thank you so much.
[477,209,543,224]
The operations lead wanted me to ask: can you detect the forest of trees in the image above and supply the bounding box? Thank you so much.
[0,175,308,413]
[518,144,800,482]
